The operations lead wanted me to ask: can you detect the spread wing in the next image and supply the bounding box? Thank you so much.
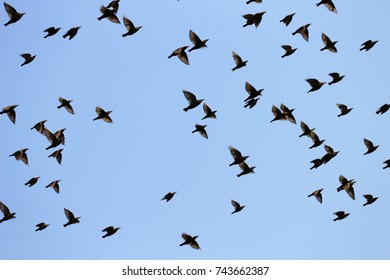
[64,208,75,220]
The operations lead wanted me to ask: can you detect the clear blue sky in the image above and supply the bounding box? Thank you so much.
[1,0,389,260]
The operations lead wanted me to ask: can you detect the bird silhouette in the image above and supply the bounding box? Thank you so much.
[180,233,200,250]
[336,104,353,117]
[25,176,40,187]
[244,82,263,102]
[280,13,295,26]
[44,128,62,150]
[31,120,47,134]
[63,208,81,227]
[0,201,16,223]
[308,188,323,204]
[97,5,120,23]
[281,45,297,58]
[292,23,310,42]
[328,72,345,85]
[237,162,255,177]
[63,26,81,40]
[333,211,350,222]
[321,145,339,164]
[310,158,324,170]
[192,124,208,139]
[231,51,248,71]
[337,175,356,200]
[246,0,262,4]
[188,30,208,52]
[202,103,217,120]
[3,2,24,26]
[376,104,390,115]
[0,104,18,124]
[122,15,142,37]
[48,149,63,165]
[231,199,245,214]
[9,148,29,165]
[168,46,189,65]
[306,78,326,93]
[244,98,259,109]
[106,0,120,14]
[270,105,287,122]
[58,97,75,114]
[299,121,315,138]
[280,103,296,124]
[161,191,177,202]
[363,138,379,155]
[43,27,61,38]
[228,146,249,167]
[35,222,49,232]
[242,11,266,28]
[102,226,120,238]
[316,0,338,13]
[383,159,390,169]
[320,33,338,52]
[94,106,113,122]
[182,90,204,112]
[308,130,325,149]
[363,194,378,206]
[360,40,378,52]
[20,53,36,66]
[45,180,61,194]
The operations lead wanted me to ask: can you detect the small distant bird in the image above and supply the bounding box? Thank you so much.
[43,27,61,38]
[31,120,47,134]
[94,106,113,122]
[0,201,16,223]
[3,2,24,26]
[336,104,353,117]
[161,191,177,202]
[54,128,66,145]
[246,0,262,4]
[244,98,259,109]
[20,53,36,66]
[308,188,323,204]
[310,158,324,170]
[48,149,63,165]
[337,175,356,200]
[309,130,325,149]
[102,226,120,238]
[270,105,287,123]
[363,194,378,206]
[192,124,208,139]
[231,51,248,71]
[188,30,208,52]
[57,97,74,114]
[299,121,315,138]
[321,145,339,164]
[333,211,350,222]
[328,72,345,85]
[106,0,120,14]
[231,199,245,214]
[237,162,255,177]
[63,208,80,227]
[9,148,29,165]
[360,40,378,52]
[180,233,200,250]
[376,104,390,115]
[45,180,61,194]
[383,159,390,169]
[316,0,338,13]
[182,90,204,112]
[202,103,217,120]
[242,11,266,28]
[281,45,297,58]
[122,15,142,37]
[168,46,189,65]
[44,129,62,150]
[280,103,296,124]
[320,33,338,52]
[280,13,296,26]
[228,146,249,167]
[363,138,379,155]
[306,78,326,93]
[0,104,18,124]
[35,222,49,232]
[25,176,40,187]
[292,23,311,42]
[97,5,120,23]
[63,26,81,40]
[244,82,263,102]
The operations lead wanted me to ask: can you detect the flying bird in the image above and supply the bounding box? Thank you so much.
[363,138,379,155]
[0,104,18,124]
[383,159,390,169]
[63,208,80,227]
[299,121,315,138]
[102,226,120,238]
[168,46,189,65]
[9,148,29,165]
[328,72,345,85]
[48,149,63,165]
[333,211,350,222]
[270,105,287,122]
[180,233,200,250]
[280,103,296,124]
[63,26,81,40]
[231,199,245,214]
[182,90,204,112]
[337,175,356,200]
[244,98,259,109]
[306,78,326,93]
[376,104,390,115]
[316,0,338,13]
[242,11,266,28]
[97,5,120,23]
[0,201,16,223]
[320,33,338,52]
[336,104,353,117]
[45,180,61,194]
[281,45,297,58]
[244,82,263,102]
[192,124,208,139]
[35,223,49,232]
[228,146,249,167]
[237,162,255,177]
[321,145,339,164]
[231,51,248,71]
[3,2,24,26]
[122,15,142,37]
[161,191,177,202]
[25,176,40,187]
[363,194,378,206]
[57,97,74,114]
[308,130,325,149]
[280,13,295,26]
[43,27,61,38]
[360,40,378,52]
[188,30,208,52]
[44,128,62,150]
[94,106,113,122]
[308,188,323,204]
[20,53,36,66]
[292,23,310,42]
[246,0,262,4]
[202,103,217,120]
[31,120,47,134]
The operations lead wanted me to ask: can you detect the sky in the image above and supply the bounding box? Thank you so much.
[0,0,390,260]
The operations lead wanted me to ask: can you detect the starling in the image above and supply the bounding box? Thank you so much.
[270,105,286,122]
[57,97,74,114]
[244,82,263,102]
[102,226,120,238]
[321,145,339,164]
[20,53,36,66]
[337,175,355,200]
[106,0,120,14]
[43,27,61,38]
[383,159,390,169]
[45,180,61,194]
[182,90,204,112]
[333,211,350,222]
[202,103,217,120]
[94,106,113,122]
[244,98,259,109]
[63,208,80,227]
[9,148,29,165]
[316,0,338,13]
[192,124,208,139]
[0,201,16,223]
[97,5,120,23]
[280,13,295,26]
[25,176,40,187]
[48,149,63,165]
[0,104,18,124]
[231,51,248,71]
[363,138,379,155]
[242,11,266,28]
[376,104,390,115]
[168,46,189,65]
[122,15,142,37]
[363,194,378,206]
[360,40,378,52]
[237,162,256,177]
[63,26,81,40]
[188,30,208,52]
[44,128,62,150]
[180,233,200,250]
[336,104,353,117]
[161,191,177,202]
[320,33,338,52]
[280,103,296,124]
[308,130,325,149]
[31,120,47,134]
[228,146,249,167]
[308,188,323,204]
[310,158,324,170]
[299,121,315,138]
[281,45,297,58]
[292,23,310,42]
[306,78,326,93]
[35,222,49,232]
[54,128,66,145]
[246,0,262,4]
[231,199,245,214]
[328,72,345,85]
[3,2,24,26]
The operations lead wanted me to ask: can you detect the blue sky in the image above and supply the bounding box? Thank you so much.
[1,0,389,260]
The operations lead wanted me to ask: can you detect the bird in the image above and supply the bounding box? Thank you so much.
[328,72,345,85]
[168,46,189,65]
[231,199,245,214]
[63,26,81,40]
[35,223,49,232]
[280,103,296,124]
[188,30,208,52]
[192,124,208,139]
[122,15,142,37]
[57,97,74,114]
[48,149,63,165]
[43,27,61,38]
[320,33,338,52]
[337,175,356,200]
[308,130,325,149]
[333,211,350,222]
[281,45,297,58]
[102,226,120,238]
[306,78,326,93]
[242,11,266,28]
[94,106,113,122]
[3,2,24,26]
[228,146,249,167]
[310,158,324,170]
[237,162,256,177]
[231,51,248,71]
[25,176,40,187]
[308,188,323,204]
[20,53,36,66]
[280,13,295,26]
[54,128,66,145]
[246,0,262,4]
[270,105,287,122]
[383,159,390,169]
[63,208,80,227]
[161,191,177,202]
[97,5,120,23]
[244,82,263,102]
[299,121,315,138]
[202,103,217,120]
[45,180,61,194]
[316,0,338,13]
[360,40,378,52]
[321,145,339,164]
[0,104,18,124]
[363,194,378,206]
[363,138,379,155]
[31,120,47,134]
[336,104,353,117]
[376,104,390,115]
[292,23,310,42]
[182,90,204,112]
[106,0,120,14]
[244,98,259,109]
[0,201,16,223]
[9,148,29,165]
[44,128,62,150]
[180,233,200,250]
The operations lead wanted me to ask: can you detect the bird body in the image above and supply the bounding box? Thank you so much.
[306,78,326,93]
[25,176,40,187]
[48,149,63,165]
[333,211,350,221]
[299,121,315,138]
[58,97,74,114]
[281,45,297,58]
[31,120,47,134]
[237,162,255,177]
[328,72,345,85]
[292,23,310,42]
[98,5,120,23]
[242,11,266,28]
[376,104,390,115]
[360,40,378,52]
[35,223,49,231]
[94,106,113,122]
[161,191,177,202]
[337,175,355,200]
[309,130,325,149]
[228,146,249,167]
[336,103,353,117]
[320,33,338,52]
[45,180,61,193]
[102,226,120,238]
[43,27,61,38]
[363,194,378,206]
[363,138,379,155]
[316,0,338,13]
[280,13,295,26]
[192,124,208,139]
[202,103,217,120]
[244,82,263,102]
[63,26,81,40]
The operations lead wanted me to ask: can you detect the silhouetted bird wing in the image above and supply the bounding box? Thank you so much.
[64,208,75,220]
[324,145,334,153]
[238,161,250,171]
[123,15,136,31]
[232,51,243,65]
[306,78,320,87]
[0,201,11,216]
[229,146,244,160]
[364,138,374,150]
[339,175,348,185]
[363,194,373,201]
[281,45,293,52]
[4,2,16,18]
[103,226,114,232]
[329,72,340,79]
[183,90,197,104]
[231,199,241,209]
[189,30,202,45]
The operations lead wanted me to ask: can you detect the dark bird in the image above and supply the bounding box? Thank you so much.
[328,72,345,85]
[299,121,315,138]
[333,211,350,222]
[97,5,120,23]
[336,104,353,117]
[316,0,338,13]
[106,0,120,14]
[182,90,204,112]
[0,104,18,124]
[321,145,339,164]
[237,162,255,177]
[292,23,310,42]
[244,98,259,109]
[281,45,297,58]
[35,222,49,232]
[31,120,47,134]
[310,158,324,170]
[54,128,66,145]
[376,104,390,115]
[44,128,62,150]
[246,0,262,4]
[231,51,248,71]
[244,82,263,102]
[20,53,36,66]
[188,30,208,52]
[161,191,177,202]
[383,159,390,169]
[0,201,16,223]
[168,46,189,65]
[306,78,326,93]
[63,208,80,227]
[102,226,120,238]
[180,233,200,250]
[202,103,217,120]
[363,138,379,155]
[25,176,40,187]
[192,124,208,139]
[363,194,378,206]
[94,106,113,122]
[43,27,61,38]
[9,148,29,165]
[337,175,356,200]
[3,2,24,26]
[231,199,245,214]
[320,33,338,52]
[45,180,61,194]
[122,15,142,37]
[63,26,81,40]
[57,97,74,114]
[270,105,287,123]
[308,188,323,204]
[308,130,325,149]
[228,146,249,167]
[242,11,266,28]
[280,13,296,26]
[48,149,63,165]
[280,103,296,124]
[360,40,378,52]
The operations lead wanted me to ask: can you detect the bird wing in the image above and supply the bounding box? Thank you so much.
[64,208,75,220]
[242,14,253,20]
[321,33,331,45]
[281,45,292,52]
[190,240,200,250]
[245,82,256,95]
[181,233,190,240]
[325,1,338,13]
[346,186,355,200]
[309,130,320,143]
[271,105,282,117]
[65,104,75,114]
[183,90,196,104]
[364,138,374,149]
[189,30,201,45]
[96,106,105,115]
[229,146,243,160]
[0,201,11,216]
[177,51,189,65]
[315,192,323,204]
[363,194,373,200]
[203,103,211,114]
[4,2,16,18]
[324,145,334,153]
[238,161,249,171]
[20,53,31,60]
[108,14,120,24]
[232,51,243,65]
[103,226,114,232]
[306,78,319,87]
[334,211,344,216]
[231,199,240,208]
[339,175,348,185]
[123,16,135,31]
[300,121,309,131]
[336,103,348,112]
[329,72,340,79]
